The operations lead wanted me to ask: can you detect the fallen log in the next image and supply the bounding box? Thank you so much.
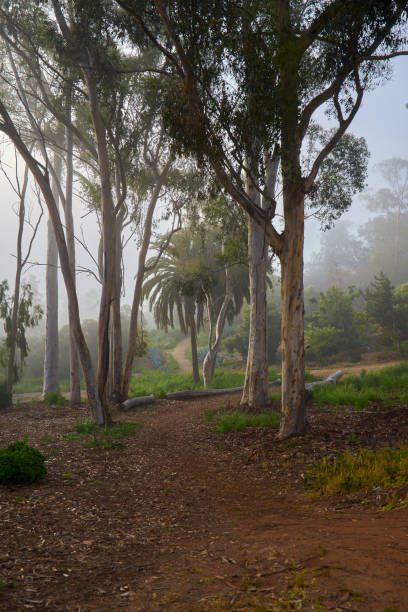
[164,379,281,400]
[305,370,343,390]
[121,394,156,410]
[121,372,342,407]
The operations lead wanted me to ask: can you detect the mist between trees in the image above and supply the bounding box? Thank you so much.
[0,1,407,438]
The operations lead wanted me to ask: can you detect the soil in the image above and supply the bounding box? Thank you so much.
[1,383,408,611]
[170,338,192,375]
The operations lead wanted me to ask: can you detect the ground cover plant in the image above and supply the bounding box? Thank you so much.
[13,377,73,394]
[312,362,408,409]
[43,391,67,406]
[64,420,143,449]
[212,409,280,433]
[305,446,408,499]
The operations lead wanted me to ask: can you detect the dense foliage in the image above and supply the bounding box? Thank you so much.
[0,441,46,486]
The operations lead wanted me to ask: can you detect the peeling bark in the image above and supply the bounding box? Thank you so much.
[279,196,306,439]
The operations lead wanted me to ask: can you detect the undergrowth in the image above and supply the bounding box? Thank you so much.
[305,445,408,496]
[43,391,67,406]
[13,378,75,394]
[64,420,142,449]
[312,362,408,409]
[210,409,280,433]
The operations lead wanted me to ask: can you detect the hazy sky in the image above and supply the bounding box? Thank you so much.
[305,58,408,259]
[0,57,406,321]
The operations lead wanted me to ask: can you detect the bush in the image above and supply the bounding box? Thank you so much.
[0,381,11,410]
[147,346,164,369]
[43,391,67,406]
[0,441,47,485]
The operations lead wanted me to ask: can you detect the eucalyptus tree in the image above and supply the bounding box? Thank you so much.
[117,0,408,437]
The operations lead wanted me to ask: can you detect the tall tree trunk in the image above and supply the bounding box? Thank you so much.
[42,147,61,397]
[110,206,125,402]
[240,214,269,407]
[84,69,116,409]
[203,264,232,388]
[279,196,306,438]
[241,153,269,406]
[189,305,200,384]
[64,92,81,404]
[6,165,29,394]
[120,160,172,401]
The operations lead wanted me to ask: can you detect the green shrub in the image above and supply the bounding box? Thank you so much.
[0,441,47,486]
[0,381,12,410]
[43,391,67,406]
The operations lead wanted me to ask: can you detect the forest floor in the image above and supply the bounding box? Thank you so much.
[1,378,408,611]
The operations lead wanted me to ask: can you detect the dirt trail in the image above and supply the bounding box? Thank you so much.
[170,337,191,374]
[311,359,404,381]
[1,391,408,610]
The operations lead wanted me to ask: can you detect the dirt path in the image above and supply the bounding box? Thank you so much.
[310,359,404,381]
[170,337,192,374]
[1,393,408,610]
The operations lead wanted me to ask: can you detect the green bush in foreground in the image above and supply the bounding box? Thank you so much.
[215,410,280,433]
[305,446,408,496]
[0,441,47,485]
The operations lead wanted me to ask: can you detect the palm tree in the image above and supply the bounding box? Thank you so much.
[143,232,206,383]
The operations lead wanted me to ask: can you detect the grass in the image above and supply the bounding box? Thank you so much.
[64,419,143,449]
[12,378,75,394]
[129,366,280,398]
[305,445,408,496]
[213,409,280,433]
[312,362,408,409]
